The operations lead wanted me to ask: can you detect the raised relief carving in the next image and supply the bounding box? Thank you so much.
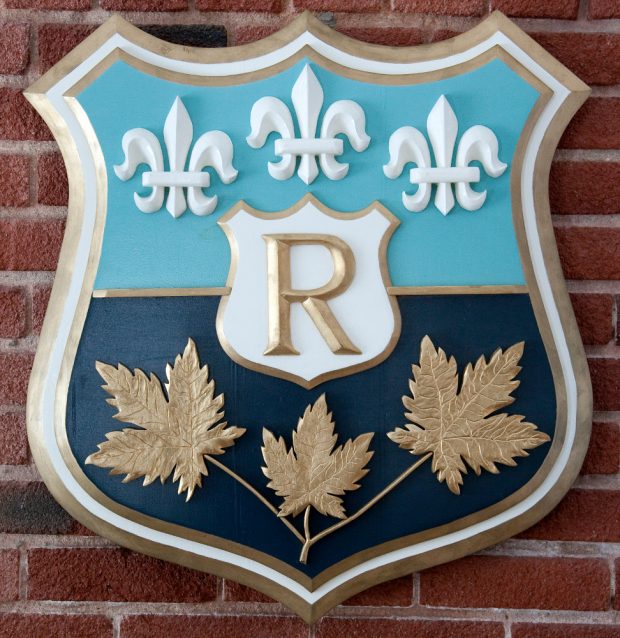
[263,233,361,356]
[247,65,370,184]
[87,337,549,565]
[114,97,238,218]
[384,95,507,215]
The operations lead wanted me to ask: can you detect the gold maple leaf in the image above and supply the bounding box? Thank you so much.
[261,394,374,520]
[388,336,550,495]
[86,338,245,501]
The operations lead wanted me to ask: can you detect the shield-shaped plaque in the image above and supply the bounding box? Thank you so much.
[26,12,592,622]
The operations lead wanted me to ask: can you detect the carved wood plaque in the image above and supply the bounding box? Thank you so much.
[26,12,591,622]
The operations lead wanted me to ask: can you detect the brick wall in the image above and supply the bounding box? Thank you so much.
[0,0,618,636]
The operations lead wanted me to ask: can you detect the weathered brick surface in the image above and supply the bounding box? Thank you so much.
[589,0,620,19]
[6,0,90,8]
[0,482,77,534]
[0,23,29,75]
[555,227,620,280]
[38,24,95,73]
[28,547,218,601]
[342,576,412,606]
[337,27,425,46]
[0,412,28,465]
[420,555,610,610]
[0,286,27,338]
[0,353,33,405]
[37,153,68,207]
[393,0,485,16]
[570,293,613,345]
[560,98,620,149]
[100,0,188,10]
[197,0,282,10]
[316,618,504,637]
[513,624,620,638]
[520,489,620,542]
[582,422,620,475]
[0,219,65,271]
[0,89,52,141]
[589,357,620,411]
[0,550,19,602]
[491,0,579,18]
[550,162,620,214]
[0,155,29,208]
[121,614,308,637]
[294,0,381,11]
[530,32,620,86]
[0,614,113,638]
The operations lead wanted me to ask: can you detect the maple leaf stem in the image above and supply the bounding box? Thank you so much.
[299,506,312,564]
[300,452,432,561]
[204,454,305,544]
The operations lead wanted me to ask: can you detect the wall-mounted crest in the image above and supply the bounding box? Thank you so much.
[25,11,591,623]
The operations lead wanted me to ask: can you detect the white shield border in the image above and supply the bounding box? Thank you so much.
[24,12,592,623]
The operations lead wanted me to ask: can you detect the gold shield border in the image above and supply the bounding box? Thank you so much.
[25,11,591,623]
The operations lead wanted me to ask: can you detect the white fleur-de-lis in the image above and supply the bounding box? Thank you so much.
[114,97,238,218]
[384,95,507,215]
[247,65,370,185]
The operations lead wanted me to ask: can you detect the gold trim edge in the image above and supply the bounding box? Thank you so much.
[92,285,528,298]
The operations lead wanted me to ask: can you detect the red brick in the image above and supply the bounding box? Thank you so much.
[6,0,90,8]
[429,28,462,42]
[393,0,485,16]
[570,293,613,345]
[0,482,79,534]
[0,155,29,207]
[234,24,285,44]
[530,32,620,86]
[0,89,52,141]
[513,624,620,638]
[0,614,113,638]
[554,227,620,280]
[38,153,68,206]
[560,98,620,149]
[343,576,412,606]
[582,423,620,474]
[0,353,33,405]
[293,0,381,11]
[122,615,308,638]
[491,0,578,18]
[0,412,28,465]
[222,579,274,602]
[520,489,620,542]
[28,548,217,602]
[420,555,610,610]
[32,285,52,335]
[0,287,27,339]
[616,559,620,610]
[0,23,29,75]
[38,24,95,74]
[550,162,620,214]
[197,0,281,9]
[589,0,620,19]
[316,618,503,638]
[100,0,188,10]
[0,551,19,602]
[589,358,620,411]
[0,219,65,271]
[337,27,425,47]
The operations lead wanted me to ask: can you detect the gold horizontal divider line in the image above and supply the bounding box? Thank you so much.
[92,287,231,298]
[388,285,529,295]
